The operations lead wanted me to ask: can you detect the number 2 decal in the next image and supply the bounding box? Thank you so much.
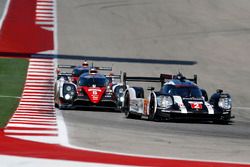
[190,102,203,109]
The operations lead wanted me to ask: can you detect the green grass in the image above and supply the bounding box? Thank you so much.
[0,58,28,128]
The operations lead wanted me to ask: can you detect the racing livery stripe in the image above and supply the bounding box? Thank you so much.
[173,96,188,113]
[205,102,215,114]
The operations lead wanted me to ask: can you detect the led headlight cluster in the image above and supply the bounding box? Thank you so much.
[218,97,232,110]
[63,84,76,100]
[157,95,173,109]
[118,88,124,94]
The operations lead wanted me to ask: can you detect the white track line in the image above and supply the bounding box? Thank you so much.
[0,95,20,98]
[7,124,57,128]
[37,6,54,9]
[36,10,54,13]
[37,2,54,6]
[30,58,53,62]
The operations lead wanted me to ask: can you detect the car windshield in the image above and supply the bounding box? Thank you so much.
[72,68,89,77]
[162,85,202,98]
[78,77,108,87]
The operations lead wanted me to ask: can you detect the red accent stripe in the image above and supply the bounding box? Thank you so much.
[36,12,54,15]
[22,93,54,96]
[28,67,54,70]
[20,98,53,101]
[8,122,57,126]
[17,107,54,111]
[24,87,53,90]
[12,116,56,120]
[5,133,58,136]
[14,114,55,117]
[5,127,57,131]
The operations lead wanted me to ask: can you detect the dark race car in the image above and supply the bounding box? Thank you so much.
[122,72,234,124]
[55,64,125,110]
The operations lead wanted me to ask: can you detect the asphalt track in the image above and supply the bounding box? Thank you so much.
[56,0,250,164]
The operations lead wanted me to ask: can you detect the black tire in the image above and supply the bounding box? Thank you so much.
[148,94,162,122]
[148,94,156,121]
[54,102,58,108]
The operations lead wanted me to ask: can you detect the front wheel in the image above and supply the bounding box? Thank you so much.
[148,94,162,122]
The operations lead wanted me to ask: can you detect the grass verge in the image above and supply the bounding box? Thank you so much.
[0,58,28,128]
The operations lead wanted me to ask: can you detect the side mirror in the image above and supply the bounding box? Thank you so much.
[216,89,223,94]
[147,87,155,91]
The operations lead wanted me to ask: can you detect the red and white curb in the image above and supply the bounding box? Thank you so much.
[36,0,56,31]
[4,58,59,144]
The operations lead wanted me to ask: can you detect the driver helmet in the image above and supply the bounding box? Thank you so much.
[82,60,88,67]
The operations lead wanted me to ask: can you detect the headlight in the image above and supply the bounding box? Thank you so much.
[119,88,123,94]
[65,94,71,100]
[119,96,124,102]
[218,97,232,110]
[157,95,173,109]
[66,85,72,91]
[63,84,76,100]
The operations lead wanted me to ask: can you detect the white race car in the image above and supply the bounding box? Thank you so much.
[122,72,233,124]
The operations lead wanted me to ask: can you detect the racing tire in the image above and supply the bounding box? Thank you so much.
[148,94,162,122]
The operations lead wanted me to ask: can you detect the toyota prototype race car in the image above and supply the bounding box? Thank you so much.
[122,72,234,124]
[54,61,125,110]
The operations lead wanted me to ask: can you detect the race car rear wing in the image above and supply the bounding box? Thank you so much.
[57,65,112,71]
[105,74,122,83]
[123,72,197,88]
[58,65,76,69]
[123,72,161,89]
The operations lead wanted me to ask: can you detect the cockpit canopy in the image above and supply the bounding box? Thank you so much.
[72,67,89,77]
[78,74,109,87]
[161,84,203,98]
